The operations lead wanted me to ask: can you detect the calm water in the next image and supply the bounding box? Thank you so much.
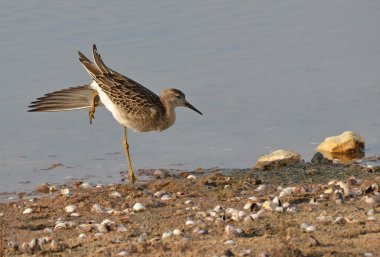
[1,1,379,192]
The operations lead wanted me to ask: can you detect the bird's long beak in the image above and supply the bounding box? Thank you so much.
[185,102,202,115]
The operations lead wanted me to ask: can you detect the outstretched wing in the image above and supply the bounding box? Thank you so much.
[78,45,164,116]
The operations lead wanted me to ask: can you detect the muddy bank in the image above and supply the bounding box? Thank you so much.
[0,163,379,257]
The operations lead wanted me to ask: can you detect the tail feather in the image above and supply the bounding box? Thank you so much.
[28,85,101,112]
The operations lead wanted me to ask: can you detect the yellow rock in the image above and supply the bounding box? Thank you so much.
[255,149,302,170]
[316,131,365,154]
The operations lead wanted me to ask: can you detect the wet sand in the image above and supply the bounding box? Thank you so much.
[0,163,379,257]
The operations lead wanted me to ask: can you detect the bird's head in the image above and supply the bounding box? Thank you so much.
[161,88,202,115]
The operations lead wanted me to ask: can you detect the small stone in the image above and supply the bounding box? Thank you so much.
[8,241,19,250]
[184,199,194,205]
[224,239,235,245]
[43,228,53,233]
[161,194,172,201]
[110,191,122,198]
[197,229,208,235]
[162,230,173,239]
[94,232,104,238]
[305,225,317,232]
[71,212,81,217]
[80,182,91,188]
[367,209,375,216]
[187,175,196,180]
[54,222,67,230]
[364,252,374,257]
[91,204,104,213]
[60,188,71,196]
[117,224,128,232]
[23,208,34,214]
[0,212,4,217]
[186,220,195,226]
[118,251,129,256]
[368,216,376,221]
[133,203,146,212]
[65,204,77,213]
[78,233,87,239]
[279,187,293,197]
[173,229,183,236]
[255,149,302,170]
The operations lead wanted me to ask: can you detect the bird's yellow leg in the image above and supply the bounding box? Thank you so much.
[89,91,99,124]
[123,127,137,183]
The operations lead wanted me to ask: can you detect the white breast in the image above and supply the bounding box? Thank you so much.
[90,80,132,128]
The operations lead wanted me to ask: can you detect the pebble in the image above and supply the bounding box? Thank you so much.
[367,216,376,221]
[173,228,182,236]
[70,212,81,217]
[279,187,293,197]
[197,229,208,235]
[78,233,87,239]
[162,230,173,239]
[23,208,34,214]
[305,225,317,232]
[0,212,4,217]
[187,175,196,180]
[54,222,67,230]
[367,209,375,216]
[43,228,53,233]
[132,203,146,212]
[225,224,242,236]
[186,220,195,226]
[60,188,71,196]
[91,204,104,213]
[118,251,129,256]
[80,182,91,188]
[94,232,104,238]
[255,184,268,192]
[184,199,194,205]
[64,204,77,213]
[161,194,173,201]
[364,252,374,257]
[110,191,122,198]
[117,224,128,232]
[224,239,235,245]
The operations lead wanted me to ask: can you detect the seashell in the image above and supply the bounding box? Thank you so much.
[28,238,40,252]
[279,187,293,197]
[116,224,128,232]
[262,200,278,210]
[208,210,218,217]
[23,208,34,214]
[173,228,182,236]
[186,220,195,226]
[215,217,225,225]
[65,204,77,213]
[213,205,223,212]
[184,199,194,205]
[225,208,237,217]
[54,222,67,230]
[255,184,268,192]
[337,181,350,196]
[91,204,104,213]
[197,229,208,235]
[316,215,333,224]
[305,225,316,232]
[60,188,71,196]
[70,212,81,217]
[95,223,109,233]
[300,223,310,229]
[187,175,196,180]
[282,202,290,209]
[80,182,91,188]
[8,241,19,250]
[94,232,104,238]
[275,207,284,212]
[43,228,53,233]
[78,233,86,239]
[162,230,173,239]
[224,240,235,245]
[367,209,375,216]
[161,194,173,201]
[272,196,281,206]
[118,251,129,256]
[225,224,242,236]
[153,191,166,198]
[110,191,121,198]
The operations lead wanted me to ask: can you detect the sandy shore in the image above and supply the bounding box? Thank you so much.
[0,163,379,257]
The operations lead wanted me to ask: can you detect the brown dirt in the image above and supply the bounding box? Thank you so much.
[0,164,379,257]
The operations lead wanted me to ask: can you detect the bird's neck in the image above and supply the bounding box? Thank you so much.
[159,98,176,131]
